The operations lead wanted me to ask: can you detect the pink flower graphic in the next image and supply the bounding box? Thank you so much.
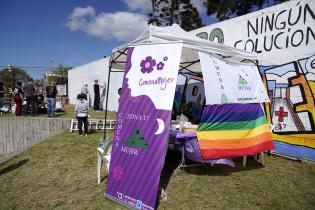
[156,62,165,70]
[112,165,124,181]
[140,56,156,73]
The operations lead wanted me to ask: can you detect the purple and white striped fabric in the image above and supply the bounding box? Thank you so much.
[106,44,182,210]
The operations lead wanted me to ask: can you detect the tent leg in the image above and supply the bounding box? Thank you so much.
[242,156,247,167]
[260,152,264,165]
[103,55,113,140]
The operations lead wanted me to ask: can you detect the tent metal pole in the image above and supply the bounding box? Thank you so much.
[103,54,114,140]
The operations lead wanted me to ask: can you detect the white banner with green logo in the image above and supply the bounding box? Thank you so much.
[199,52,269,105]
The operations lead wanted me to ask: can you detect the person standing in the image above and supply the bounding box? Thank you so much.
[80,84,89,101]
[118,87,122,102]
[46,82,57,117]
[16,81,24,96]
[13,88,23,116]
[75,93,89,136]
[23,78,35,116]
[93,80,103,111]
[0,81,5,99]
[35,87,45,114]
[0,81,5,108]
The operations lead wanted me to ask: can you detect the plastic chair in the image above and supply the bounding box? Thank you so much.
[97,139,113,184]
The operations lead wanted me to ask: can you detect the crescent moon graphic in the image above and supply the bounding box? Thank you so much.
[155,118,165,135]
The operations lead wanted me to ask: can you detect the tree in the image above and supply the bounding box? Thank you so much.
[148,0,180,26]
[180,0,204,31]
[0,67,32,90]
[148,0,204,31]
[205,0,289,21]
[46,64,72,85]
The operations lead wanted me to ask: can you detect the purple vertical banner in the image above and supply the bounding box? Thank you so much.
[105,43,182,210]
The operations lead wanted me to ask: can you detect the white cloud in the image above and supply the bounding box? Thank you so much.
[67,6,148,42]
[191,0,207,15]
[123,0,152,13]
[69,6,95,18]
[67,6,95,31]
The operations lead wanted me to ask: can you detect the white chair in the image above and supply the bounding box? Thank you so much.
[97,139,113,184]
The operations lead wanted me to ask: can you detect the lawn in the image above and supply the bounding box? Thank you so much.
[0,130,315,209]
[0,104,116,120]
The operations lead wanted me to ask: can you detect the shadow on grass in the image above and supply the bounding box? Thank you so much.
[0,159,29,176]
[71,129,99,137]
[54,112,67,117]
[87,130,99,134]
[100,175,108,184]
[156,149,183,207]
[98,146,265,208]
[183,156,264,176]
[157,150,265,207]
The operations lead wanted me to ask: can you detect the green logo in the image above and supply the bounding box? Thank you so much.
[221,93,228,104]
[238,75,248,85]
[125,126,148,149]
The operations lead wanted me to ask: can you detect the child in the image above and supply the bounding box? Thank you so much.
[75,93,89,136]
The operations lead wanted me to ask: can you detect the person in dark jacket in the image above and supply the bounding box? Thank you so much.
[46,82,57,117]
[23,79,35,116]
[93,79,103,111]
[0,81,5,108]
[0,81,4,99]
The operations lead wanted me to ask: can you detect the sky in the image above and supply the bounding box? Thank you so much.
[0,0,217,79]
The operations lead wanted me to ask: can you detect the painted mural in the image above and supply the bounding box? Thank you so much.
[191,0,315,160]
[262,55,315,159]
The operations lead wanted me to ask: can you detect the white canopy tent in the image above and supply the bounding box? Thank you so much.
[103,24,261,132]
[109,24,258,73]
[104,24,270,209]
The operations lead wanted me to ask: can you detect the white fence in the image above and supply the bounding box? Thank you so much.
[0,117,71,163]
[69,119,116,132]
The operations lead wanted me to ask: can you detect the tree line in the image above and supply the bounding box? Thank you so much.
[148,0,288,31]
[0,64,71,91]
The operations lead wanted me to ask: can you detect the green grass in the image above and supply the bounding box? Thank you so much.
[1,131,315,209]
[0,104,116,120]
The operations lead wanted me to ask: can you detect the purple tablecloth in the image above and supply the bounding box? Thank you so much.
[169,131,235,167]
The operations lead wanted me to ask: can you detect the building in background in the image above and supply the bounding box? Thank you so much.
[68,57,123,112]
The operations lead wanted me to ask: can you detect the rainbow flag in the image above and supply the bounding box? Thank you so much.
[196,103,274,159]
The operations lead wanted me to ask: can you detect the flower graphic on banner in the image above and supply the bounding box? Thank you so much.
[140,56,168,73]
[156,62,165,70]
[140,56,156,73]
[112,165,124,181]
